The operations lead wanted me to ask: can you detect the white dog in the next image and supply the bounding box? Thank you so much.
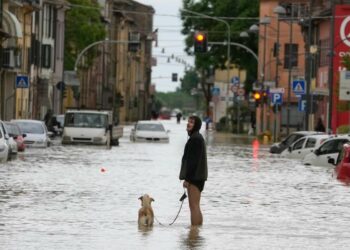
[138,194,154,226]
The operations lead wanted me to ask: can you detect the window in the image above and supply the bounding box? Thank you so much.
[284,43,298,69]
[319,39,330,67]
[293,138,305,150]
[305,138,317,148]
[319,139,349,155]
[41,44,51,68]
[280,2,309,18]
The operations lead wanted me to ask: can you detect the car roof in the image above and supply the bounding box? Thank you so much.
[136,120,163,124]
[300,134,332,139]
[291,131,325,135]
[11,119,44,124]
[65,110,109,115]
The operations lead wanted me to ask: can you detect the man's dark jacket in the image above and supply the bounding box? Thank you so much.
[179,118,208,182]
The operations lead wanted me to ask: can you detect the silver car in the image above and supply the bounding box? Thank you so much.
[11,119,51,148]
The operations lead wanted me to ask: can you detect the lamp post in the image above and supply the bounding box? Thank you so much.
[273,5,286,142]
[180,8,231,130]
[241,18,271,135]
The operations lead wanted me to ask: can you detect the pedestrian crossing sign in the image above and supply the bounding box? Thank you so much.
[15,75,29,88]
[292,80,305,95]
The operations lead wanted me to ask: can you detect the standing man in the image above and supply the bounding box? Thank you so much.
[179,115,208,225]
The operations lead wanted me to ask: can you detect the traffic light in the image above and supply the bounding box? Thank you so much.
[194,31,207,53]
[172,73,178,82]
[253,91,261,107]
[262,90,268,103]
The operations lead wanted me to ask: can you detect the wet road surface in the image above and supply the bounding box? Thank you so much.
[1,119,349,249]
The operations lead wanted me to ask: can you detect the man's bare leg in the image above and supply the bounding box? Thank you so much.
[187,184,203,225]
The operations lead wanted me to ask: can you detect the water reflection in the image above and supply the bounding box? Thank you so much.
[180,226,204,250]
[2,120,350,249]
[138,225,153,236]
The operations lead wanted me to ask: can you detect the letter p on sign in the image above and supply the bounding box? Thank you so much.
[271,93,282,105]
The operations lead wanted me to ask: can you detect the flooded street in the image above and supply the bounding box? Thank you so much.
[1,119,350,249]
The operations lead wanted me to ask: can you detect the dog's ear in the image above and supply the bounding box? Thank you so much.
[138,196,143,200]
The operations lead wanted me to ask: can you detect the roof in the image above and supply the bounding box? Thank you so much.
[137,120,163,124]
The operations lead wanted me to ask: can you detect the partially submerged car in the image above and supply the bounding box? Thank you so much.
[302,135,350,167]
[11,119,51,148]
[0,120,18,159]
[0,124,9,163]
[4,121,26,152]
[130,120,169,143]
[329,142,350,184]
[270,131,325,154]
[281,134,332,159]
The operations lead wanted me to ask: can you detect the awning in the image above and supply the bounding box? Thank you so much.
[2,10,22,38]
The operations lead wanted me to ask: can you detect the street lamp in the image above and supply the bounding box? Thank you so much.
[240,17,271,135]
[180,8,231,130]
[273,5,286,142]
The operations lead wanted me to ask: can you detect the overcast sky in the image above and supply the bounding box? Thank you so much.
[137,0,194,92]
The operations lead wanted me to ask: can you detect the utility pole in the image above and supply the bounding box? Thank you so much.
[305,0,314,131]
[327,0,335,133]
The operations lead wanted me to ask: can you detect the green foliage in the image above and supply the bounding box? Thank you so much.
[64,0,106,70]
[337,125,350,134]
[180,69,199,94]
[181,0,259,86]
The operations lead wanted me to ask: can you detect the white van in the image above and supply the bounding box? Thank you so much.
[61,109,123,146]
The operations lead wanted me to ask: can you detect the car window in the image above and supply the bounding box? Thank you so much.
[319,139,349,155]
[137,123,165,131]
[336,139,350,152]
[336,148,346,165]
[284,134,302,145]
[318,140,338,155]
[292,138,305,150]
[0,123,8,136]
[305,138,317,148]
[15,122,45,134]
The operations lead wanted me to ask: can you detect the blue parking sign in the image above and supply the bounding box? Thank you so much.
[271,93,283,104]
[298,98,306,112]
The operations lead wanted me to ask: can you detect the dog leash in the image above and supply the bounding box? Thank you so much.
[154,190,187,226]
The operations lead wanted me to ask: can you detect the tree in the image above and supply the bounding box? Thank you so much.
[64,0,106,70]
[181,0,259,88]
[180,69,199,94]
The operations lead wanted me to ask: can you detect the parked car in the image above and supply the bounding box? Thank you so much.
[302,135,350,167]
[270,131,325,154]
[0,124,9,163]
[0,120,18,159]
[130,120,169,142]
[11,119,51,148]
[4,121,26,152]
[328,143,350,183]
[281,134,332,159]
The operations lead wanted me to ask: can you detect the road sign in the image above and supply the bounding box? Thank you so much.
[15,75,29,88]
[271,93,283,105]
[339,71,350,100]
[298,98,306,112]
[292,80,305,95]
[269,87,285,94]
[211,87,220,96]
[231,76,240,85]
